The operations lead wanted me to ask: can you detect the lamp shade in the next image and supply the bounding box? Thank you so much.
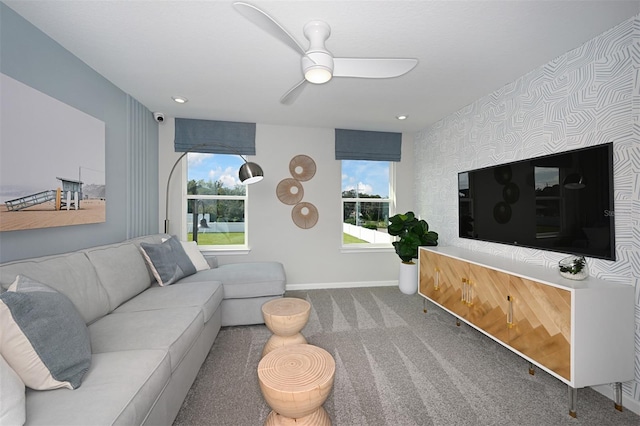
[239,162,264,184]
[563,173,586,189]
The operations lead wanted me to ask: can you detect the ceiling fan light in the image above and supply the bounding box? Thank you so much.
[304,67,332,84]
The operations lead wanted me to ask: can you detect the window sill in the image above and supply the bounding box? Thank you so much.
[340,245,394,254]
[199,247,251,256]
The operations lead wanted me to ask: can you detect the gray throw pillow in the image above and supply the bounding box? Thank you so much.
[140,236,197,286]
[0,275,91,390]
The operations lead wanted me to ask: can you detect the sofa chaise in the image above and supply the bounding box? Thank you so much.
[0,233,286,426]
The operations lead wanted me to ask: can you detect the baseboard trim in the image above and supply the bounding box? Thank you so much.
[286,281,397,291]
[591,384,640,416]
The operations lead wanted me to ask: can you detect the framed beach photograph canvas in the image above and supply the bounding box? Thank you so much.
[0,73,106,232]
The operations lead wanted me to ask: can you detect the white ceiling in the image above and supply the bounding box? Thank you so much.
[4,1,639,133]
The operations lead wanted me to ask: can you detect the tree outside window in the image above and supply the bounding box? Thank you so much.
[185,153,247,247]
[341,160,394,246]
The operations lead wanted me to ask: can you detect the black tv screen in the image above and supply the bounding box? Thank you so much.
[458,143,615,260]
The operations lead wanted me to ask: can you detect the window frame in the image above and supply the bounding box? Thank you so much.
[534,166,561,239]
[180,154,251,254]
[340,160,396,253]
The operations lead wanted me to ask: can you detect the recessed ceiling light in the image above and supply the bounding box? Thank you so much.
[396,115,408,120]
[172,96,188,104]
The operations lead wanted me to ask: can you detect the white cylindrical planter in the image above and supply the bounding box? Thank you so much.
[398,262,418,295]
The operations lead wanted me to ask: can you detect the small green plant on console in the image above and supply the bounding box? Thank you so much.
[559,256,586,275]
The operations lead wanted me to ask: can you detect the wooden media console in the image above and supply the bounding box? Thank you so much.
[418,246,634,418]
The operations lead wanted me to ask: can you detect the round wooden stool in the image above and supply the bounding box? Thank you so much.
[261,297,311,357]
[258,344,335,425]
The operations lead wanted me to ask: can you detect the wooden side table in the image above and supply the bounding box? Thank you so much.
[261,297,311,357]
[258,344,335,425]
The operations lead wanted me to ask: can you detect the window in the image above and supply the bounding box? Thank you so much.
[341,160,394,247]
[185,153,247,248]
[534,166,560,238]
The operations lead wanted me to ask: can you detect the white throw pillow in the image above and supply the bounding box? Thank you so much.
[161,237,210,272]
[0,354,25,426]
[180,241,210,271]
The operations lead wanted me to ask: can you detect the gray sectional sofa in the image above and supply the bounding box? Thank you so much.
[0,233,286,426]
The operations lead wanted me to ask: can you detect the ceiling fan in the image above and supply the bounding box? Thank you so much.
[233,1,419,105]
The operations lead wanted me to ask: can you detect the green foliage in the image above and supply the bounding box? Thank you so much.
[559,256,586,274]
[388,211,438,263]
[188,232,245,245]
[342,190,387,225]
[343,233,368,244]
[187,179,245,223]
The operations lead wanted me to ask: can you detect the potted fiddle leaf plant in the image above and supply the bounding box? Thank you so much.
[388,211,438,294]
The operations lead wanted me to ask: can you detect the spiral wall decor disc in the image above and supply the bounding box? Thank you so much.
[493,201,512,224]
[292,202,318,229]
[289,155,316,181]
[494,165,512,184]
[276,178,304,205]
[502,182,520,204]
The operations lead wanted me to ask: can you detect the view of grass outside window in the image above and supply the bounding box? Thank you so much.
[186,153,247,247]
[342,160,394,246]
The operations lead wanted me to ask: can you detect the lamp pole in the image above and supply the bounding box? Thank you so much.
[164,149,192,234]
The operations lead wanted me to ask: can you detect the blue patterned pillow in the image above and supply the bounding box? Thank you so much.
[0,275,91,390]
[140,236,196,286]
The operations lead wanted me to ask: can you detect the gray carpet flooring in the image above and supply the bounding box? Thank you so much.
[174,286,640,425]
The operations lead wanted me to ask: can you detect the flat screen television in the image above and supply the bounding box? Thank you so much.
[458,143,615,260]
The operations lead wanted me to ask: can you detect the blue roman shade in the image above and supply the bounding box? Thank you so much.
[335,129,401,162]
[174,118,256,155]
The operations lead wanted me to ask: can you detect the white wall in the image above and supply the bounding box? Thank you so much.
[414,14,640,409]
[159,119,415,287]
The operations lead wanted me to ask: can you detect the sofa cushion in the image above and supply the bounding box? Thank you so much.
[0,251,110,324]
[89,307,203,372]
[25,349,171,426]
[114,281,223,324]
[0,276,91,390]
[0,354,25,426]
[84,242,153,311]
[140,237,197,286]
[178,262,286,299]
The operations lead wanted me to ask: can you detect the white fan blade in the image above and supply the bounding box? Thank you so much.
[280,79,308,105]
[333,58,418,78]
[233,2,306,56]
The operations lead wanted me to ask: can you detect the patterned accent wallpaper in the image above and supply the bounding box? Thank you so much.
[414,15,640,402]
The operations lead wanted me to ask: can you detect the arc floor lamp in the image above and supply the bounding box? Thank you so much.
[164,146,263,234]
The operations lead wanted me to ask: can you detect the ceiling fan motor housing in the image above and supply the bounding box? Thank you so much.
[302,20,334,83]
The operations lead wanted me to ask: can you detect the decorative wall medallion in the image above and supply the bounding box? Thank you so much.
[276,178,304,205]
[291,202,318,229]
[502,182,520,204]
[493,202,512,224]
[277,154,319,229]
[494,165,512,184]
[289,155,316,181]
